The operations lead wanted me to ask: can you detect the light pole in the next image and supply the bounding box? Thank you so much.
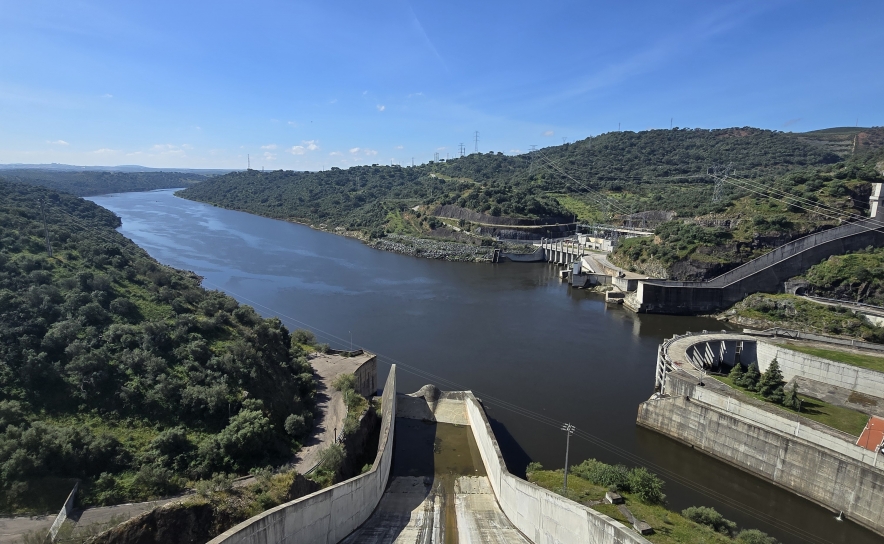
[561,423,575,494]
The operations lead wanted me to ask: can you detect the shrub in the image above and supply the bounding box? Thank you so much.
[332,373,356,392]
[526,462,543,475]
[736,528,779,544]
[292,329,316,346]
[627,467,666,504]
[284,413,310,438]
[570,459,630,491]
[682,506,737,535]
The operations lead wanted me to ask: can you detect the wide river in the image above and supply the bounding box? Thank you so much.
[89,189,879,544]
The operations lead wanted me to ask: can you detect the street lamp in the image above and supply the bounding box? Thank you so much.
[561,423,575,494]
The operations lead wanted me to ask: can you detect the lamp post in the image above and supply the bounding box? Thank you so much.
[561,423,575,494]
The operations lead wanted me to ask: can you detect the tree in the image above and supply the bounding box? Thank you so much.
[783,383,802,411]
[728,363,744,383]
[738,362,761,390]
[757,359,785,399]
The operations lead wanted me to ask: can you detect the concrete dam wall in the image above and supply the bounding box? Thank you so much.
[465,394,651,544]
[631,219,884,314]
[208,366,397,544]
[637,378,884,536]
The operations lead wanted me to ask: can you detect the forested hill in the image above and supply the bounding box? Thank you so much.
[0,181,316,513]
[0,169,209,197]
[177,127,849,238]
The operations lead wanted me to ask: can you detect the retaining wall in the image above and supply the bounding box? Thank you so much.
[464,393,651,544]
[208,366,397,544]
[634,220,884,314]
[755,342,884,399]
[637,386,884,535]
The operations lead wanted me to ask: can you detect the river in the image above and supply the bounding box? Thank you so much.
[87,189,880,544]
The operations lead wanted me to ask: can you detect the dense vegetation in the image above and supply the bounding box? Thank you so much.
[720,293,884,342]
[611,148,884,279]
[0,182,316,512]
[179,127,862,241]
[0,169,207,197]
[800,247,884,305]
[526,460,780,544]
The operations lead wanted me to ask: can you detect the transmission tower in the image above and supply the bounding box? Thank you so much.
[709,163,733,203]
[474,131,480,153]
[528,145,538,175]
[459,143,465,157]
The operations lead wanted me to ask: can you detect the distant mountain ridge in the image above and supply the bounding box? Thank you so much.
[0,163,234,175]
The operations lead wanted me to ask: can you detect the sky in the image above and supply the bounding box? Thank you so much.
[1,0,882,171]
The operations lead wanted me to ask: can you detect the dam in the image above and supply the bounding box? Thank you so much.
[211,367,651,544]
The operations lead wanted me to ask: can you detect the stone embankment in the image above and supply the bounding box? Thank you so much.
[368,234,534,262]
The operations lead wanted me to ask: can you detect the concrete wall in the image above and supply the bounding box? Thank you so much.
[208,366,397,544]
[634,220,884,314]
[464,393,651,544]
[755,343,884,399]
[637,388,884,535]
[502,248,547,262]
[353,355,377,398]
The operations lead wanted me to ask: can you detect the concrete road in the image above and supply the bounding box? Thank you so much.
[292,354,365,474]
[0,498,177,544]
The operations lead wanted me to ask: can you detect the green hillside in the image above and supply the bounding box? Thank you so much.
[178,127,860,242]
[0,182,315,513]
[0,169,208,197]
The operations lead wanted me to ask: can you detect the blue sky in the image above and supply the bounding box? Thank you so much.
[1,1,882,170]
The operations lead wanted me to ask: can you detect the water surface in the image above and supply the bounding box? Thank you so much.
[87,189,879,544]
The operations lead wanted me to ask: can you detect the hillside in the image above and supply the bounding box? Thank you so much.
[0,182,316,513]
[609,148,884,280]
[0,169,208,197]
[178,127,863,249]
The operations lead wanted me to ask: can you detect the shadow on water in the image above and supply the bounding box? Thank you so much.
[491,417,532,479]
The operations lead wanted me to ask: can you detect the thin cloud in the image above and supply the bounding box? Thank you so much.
[376,104,385,112]
[93,148,117,154]
[543,130,554,137]
[364,149,378,156]
[510,149,522,154]
[329,151,342,156]
[287,121,298,127]
[47,140,69,145]
[263,151,276,160]
[261,144,277,150]
[101,93,113,98]
[329,98,338,104]
[289,140,319,155]
[349,147,361,154]
[395,145,404,150]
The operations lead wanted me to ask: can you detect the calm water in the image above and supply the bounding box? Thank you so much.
[88,189,880,544]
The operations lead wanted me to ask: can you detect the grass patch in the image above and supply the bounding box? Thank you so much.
[778,343,884,373]
[712,376,869,436]
[528,470,734,544]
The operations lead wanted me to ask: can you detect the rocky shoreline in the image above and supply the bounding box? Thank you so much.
[366,234,536,262]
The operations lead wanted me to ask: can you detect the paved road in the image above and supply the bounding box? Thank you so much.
[291,353,367,474]
[0,498,177,544]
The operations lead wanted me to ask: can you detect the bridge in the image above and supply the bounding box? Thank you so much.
[209,367,651,544]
